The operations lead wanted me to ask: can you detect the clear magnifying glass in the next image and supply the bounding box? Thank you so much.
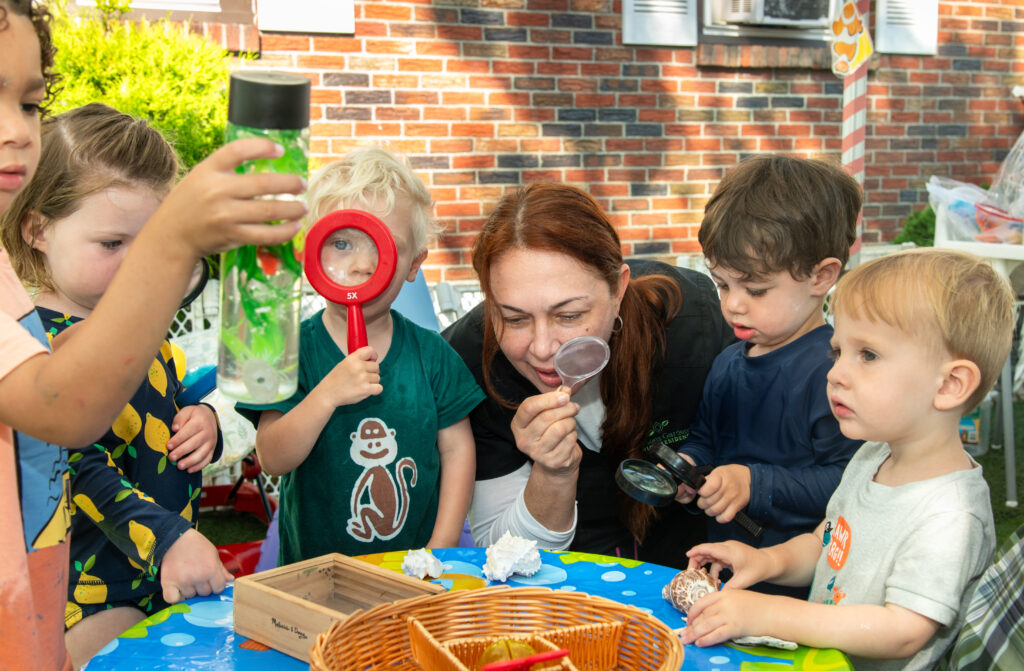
[553,335,610,394]
[304,210,398,352]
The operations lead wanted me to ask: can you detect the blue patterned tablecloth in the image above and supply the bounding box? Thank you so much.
[84,547,851,671]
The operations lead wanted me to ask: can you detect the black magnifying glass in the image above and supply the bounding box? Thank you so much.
[179,257,211,310]
[615,442,764,539]
[304,210,398,353]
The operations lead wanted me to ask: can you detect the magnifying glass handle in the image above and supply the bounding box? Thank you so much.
[689,467,763,540]
[733,510,764,540]
[347,305,368,352]
[657,448,765,540]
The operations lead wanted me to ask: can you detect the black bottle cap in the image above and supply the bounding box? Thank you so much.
[228,70,310,130]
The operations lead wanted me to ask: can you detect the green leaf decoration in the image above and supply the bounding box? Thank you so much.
[158,455,167,474]
[74,560,82,572]
[131,577,142,590]
[68,452,83,464]
[114,488,133,502]
[112,443,127,459]
[83,554,96,572]
[127,445,137,459]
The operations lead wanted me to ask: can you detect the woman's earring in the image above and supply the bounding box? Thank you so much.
[611,315,623,334]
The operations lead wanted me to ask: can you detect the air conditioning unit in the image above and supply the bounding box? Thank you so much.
[723,0,835,28]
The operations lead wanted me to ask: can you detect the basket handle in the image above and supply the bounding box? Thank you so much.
[480,649,569,671]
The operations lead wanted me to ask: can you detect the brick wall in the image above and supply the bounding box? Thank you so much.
[203,0,1024,282]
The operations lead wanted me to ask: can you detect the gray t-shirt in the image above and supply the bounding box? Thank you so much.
[808,441,995,671]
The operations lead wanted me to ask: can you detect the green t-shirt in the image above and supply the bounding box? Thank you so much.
[237,310,484,563]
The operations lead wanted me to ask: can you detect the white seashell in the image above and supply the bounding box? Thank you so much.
[482,532,541,582]
[401,548,444,580]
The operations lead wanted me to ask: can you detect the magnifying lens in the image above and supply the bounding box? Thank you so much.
[553,335,610,394]
[304,210,398,353]
[615,442,764,539]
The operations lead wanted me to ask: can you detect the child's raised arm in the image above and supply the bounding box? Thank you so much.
[0,139,305,446]
[427,417,476,548]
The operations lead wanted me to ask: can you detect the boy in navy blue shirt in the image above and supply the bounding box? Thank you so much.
[675,155,863,597]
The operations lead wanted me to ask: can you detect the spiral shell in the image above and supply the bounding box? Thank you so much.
[661,567,719,615]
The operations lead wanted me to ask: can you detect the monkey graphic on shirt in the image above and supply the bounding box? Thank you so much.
[347,417,416,542]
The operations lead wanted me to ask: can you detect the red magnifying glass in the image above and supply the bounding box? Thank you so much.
[304,210,398,353]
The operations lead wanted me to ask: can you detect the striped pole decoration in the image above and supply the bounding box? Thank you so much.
[840,0,871,268]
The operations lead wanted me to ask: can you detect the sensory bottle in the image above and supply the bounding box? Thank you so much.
[218,70,309,403]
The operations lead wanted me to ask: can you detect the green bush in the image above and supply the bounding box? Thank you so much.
[891,204,935,247]
[50,0,241,169]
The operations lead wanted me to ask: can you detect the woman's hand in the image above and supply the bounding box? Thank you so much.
[511,388,581,475]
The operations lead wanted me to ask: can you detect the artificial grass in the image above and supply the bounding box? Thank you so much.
[197,508,268,546]
[974,400,1024,549]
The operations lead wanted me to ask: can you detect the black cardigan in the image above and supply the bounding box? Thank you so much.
[442,259,734,568]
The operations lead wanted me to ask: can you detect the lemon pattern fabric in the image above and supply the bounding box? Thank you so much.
[37,307,224,629]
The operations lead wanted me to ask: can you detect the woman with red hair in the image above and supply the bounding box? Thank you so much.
[443,183,732,567]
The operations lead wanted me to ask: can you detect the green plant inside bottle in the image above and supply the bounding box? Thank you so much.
[218,124,308,402]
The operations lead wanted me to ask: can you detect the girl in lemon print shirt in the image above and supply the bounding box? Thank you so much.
[1,103,231,668]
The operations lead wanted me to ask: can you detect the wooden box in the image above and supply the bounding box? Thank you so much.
[233,553,445,661]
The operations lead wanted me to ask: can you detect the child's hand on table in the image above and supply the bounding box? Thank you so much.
[679,588,775,647]
[167,404,219,473]
[695,464,751,524]
[161,529,233,604]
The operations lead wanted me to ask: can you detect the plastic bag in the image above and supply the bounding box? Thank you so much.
[927,176,1023,244]
[989,129,1024,220]
[927,176,989,242]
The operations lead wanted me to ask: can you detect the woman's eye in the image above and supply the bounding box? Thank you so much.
[557,313,582,322]
[502,316,526,327]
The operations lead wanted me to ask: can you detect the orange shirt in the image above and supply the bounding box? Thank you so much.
[0,250,72,671]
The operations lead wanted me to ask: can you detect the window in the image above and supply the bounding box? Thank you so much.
[623,0,839,47]
[702,0,836,42]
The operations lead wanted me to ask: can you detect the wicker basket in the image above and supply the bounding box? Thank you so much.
[309,586,683,671]
[407,617,585,671]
